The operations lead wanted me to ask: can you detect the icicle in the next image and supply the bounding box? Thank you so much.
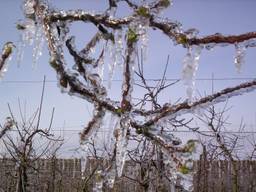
[93,170,103,192]
[234,43,246,73]
[32,25,45,68]
[182,45,202,104]
[137,20,149,63]
[115,116,129,177]
[107,41,116,89]
[107,30,124,88]
[16,38,25,67]
[115,30,123,67]
[133,9,150,63]
[97,51,104,82]
[16,19,37,67]
[106,114,119,152]
[20,19,36,45]
[176,140,202,192]
[106,6,118,88]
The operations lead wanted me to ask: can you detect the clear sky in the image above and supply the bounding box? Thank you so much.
[0,0,256,157]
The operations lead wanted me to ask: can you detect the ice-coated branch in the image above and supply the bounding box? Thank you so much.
[121,31,137,111]
[45,2,256,51]
[65,36,107,96]
[47,10,133,29]
[16,0,256,190]
[139,79,256,127]
[150,18,256,46]
[37,0,256,153]
[80,104,105,141]
[189,32,256,45]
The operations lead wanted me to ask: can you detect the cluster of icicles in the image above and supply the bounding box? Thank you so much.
[181,30,256,104]
[0,0,253,191]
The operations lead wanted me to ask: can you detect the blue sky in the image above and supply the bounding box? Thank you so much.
[0,0,256,156]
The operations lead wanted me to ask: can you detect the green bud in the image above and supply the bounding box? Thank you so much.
[116,108,123,114]
[179,165,190,174]
[127,28,138,43]
[136,128,142,134]
[2,42,14,57]
[136,6,150,18]
[176,35,188,45]
[184,140,197,153]
[3,45,12,56]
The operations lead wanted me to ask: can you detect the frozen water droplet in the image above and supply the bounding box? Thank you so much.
[185,28,199,39]
[205,43,216,51]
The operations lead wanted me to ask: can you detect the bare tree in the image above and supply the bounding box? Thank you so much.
[1,0,256,191]
[1,78,62,192]
[195,102,256,192]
